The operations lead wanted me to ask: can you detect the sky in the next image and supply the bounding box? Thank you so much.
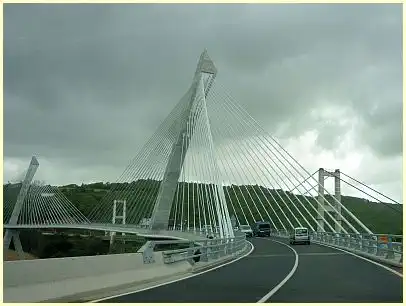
[4,4,403,203]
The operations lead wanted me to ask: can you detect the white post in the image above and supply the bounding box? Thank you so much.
[317,168,325,232]
[110,201,117,245]
[121,200,127,237]
[334,169,342,233]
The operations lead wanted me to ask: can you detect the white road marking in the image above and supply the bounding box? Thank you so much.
[257,239,299,303]
[299,252,345,256]
[249,252,344,258]
[248,254,294,258]
[89,241,255,303]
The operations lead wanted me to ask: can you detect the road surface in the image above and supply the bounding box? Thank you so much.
[97,237,403,303]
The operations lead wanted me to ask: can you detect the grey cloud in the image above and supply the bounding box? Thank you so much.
[4,4,402,192]
[357,101,402,157]
[314,124,346,151]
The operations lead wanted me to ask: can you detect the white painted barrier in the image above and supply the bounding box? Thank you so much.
[4,233,249,302]
[4,251,191,302]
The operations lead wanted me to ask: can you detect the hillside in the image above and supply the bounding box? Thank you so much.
[58,181,403,235]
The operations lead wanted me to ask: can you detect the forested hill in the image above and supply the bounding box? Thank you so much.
[57,181,402,235]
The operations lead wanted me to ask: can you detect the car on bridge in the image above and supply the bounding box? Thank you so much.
[239,224,253,237]
[252,221,271,237]
[289,227,310,245]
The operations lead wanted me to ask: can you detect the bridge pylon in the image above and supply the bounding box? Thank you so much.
[149,50,234,238]
[3,156,39,260]
[317,168,342,232]
[109,200,127,246]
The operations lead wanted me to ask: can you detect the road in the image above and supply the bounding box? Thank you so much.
[97,237,403,303]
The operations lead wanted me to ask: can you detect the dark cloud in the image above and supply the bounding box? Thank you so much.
[4,4,402,202]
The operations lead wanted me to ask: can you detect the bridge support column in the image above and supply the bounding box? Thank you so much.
[110,200,127,247]
[4,156,39,260]
[317,168,342,232]
[150,51,217,232]
[334,169,342,232]
[317,168,325,232]
[150,50,234,238]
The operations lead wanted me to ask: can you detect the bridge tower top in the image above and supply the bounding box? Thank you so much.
[194,49,217,77]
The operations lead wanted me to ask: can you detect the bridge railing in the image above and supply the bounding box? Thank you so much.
[138,231,248,265]
[311,232,402,265]
[270,230,402,267]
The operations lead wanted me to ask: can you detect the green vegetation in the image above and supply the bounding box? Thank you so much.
[60,181,402,235]
[6,229,147,259]
[4,180,402,260]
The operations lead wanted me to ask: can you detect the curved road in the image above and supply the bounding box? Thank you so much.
[97,237,403,303]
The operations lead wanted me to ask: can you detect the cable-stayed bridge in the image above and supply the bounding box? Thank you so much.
[3,50,402,303]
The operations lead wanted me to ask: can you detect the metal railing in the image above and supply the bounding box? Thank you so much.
[270,230,402,267]
[138,231,248,265]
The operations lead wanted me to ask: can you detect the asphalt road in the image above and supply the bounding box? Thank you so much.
[98,237,403,303]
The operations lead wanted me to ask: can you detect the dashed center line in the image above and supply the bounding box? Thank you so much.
[249,252,345,258]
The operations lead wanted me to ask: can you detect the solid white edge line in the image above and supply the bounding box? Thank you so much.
[89,240,255,303]
[257,239,299,303]
[312,241,403,278]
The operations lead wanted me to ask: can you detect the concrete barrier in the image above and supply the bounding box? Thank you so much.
[313,241,403,268]
[5,232,249,303]
[4,251,191,302]
[270,233,403,268]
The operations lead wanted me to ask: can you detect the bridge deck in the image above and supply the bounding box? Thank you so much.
[4,223,206,241]
[95,237,403,303]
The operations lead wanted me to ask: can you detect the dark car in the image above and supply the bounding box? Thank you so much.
[252,221,271,237]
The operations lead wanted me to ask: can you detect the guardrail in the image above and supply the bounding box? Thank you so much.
[270,230,402,267]
[4,230,248,302]
[138,232,248,265]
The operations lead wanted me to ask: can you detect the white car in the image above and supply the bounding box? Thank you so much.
[239,225,253,237]
[289,227,310,245]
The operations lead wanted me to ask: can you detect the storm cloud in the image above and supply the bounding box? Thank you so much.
[4,4,403,202]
